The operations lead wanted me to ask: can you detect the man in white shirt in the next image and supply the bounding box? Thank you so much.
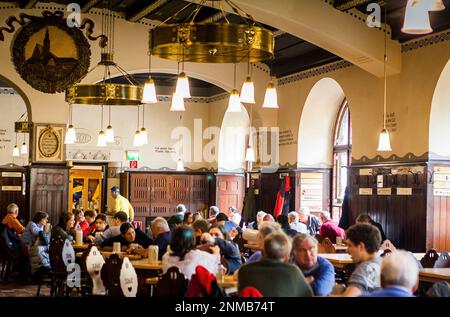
[227,206,241,226]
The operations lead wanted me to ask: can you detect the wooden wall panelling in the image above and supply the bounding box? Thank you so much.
[28,165,69,226]
[171,175,190,208]
[0,167,26,223]
[129,173,151,224]
[150,174,171,218]
[215,174,245,214]
[190,175,209,213]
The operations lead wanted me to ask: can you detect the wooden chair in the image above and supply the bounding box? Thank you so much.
[100,253,124,297]
[434,252,450,268]
[154,266,188,297]
[320,238,336,253]
[420,249,439,268]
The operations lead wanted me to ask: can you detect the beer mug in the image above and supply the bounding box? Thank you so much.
[44,223,51,233]
[113,242,121,253]
[148,245,159,263]
[336,237,342,246]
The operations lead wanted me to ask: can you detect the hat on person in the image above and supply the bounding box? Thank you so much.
[110,186,120,193]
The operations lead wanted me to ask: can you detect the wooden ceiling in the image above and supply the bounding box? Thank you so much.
[1,0,449,81]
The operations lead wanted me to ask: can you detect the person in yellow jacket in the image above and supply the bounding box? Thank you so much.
[110,186,134,222]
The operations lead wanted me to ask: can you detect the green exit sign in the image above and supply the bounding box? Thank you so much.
[126,150,140,161]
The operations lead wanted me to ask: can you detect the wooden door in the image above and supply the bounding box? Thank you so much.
[215,174,245,214]
[129,173,151,224]
[190,175,209,213]
[29,166,69,226]
[150,174,171,218]
[0,168,26,223]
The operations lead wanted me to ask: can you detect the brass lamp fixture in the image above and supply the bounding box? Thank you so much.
[66,8,142,106]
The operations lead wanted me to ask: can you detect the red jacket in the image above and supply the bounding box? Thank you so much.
[319,220,345,244]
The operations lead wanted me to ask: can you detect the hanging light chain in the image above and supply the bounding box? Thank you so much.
[383,4,388,130]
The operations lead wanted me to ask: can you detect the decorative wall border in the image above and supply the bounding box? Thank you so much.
[351,152,429,165]
[0,87,17,94]
[401,30,450,52]
[156,92,229,104]
[278,60,353,86]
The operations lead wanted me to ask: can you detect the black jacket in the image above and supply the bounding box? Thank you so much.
[101,228,153,248]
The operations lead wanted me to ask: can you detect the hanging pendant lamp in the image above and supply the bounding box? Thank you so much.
[402,0,433,34]
[105,106,115,143]
[64,103,77,144]
[262,80,279,109]
[378,6,392,152]
[240,56,255,104]
[140,105,148,145]
[227,64,242,113]
[430,0,446,11]
[97,106,107,147]
[142,52,158,103]
[20,133,28,155]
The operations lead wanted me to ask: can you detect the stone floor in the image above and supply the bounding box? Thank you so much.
[0,280,51,297]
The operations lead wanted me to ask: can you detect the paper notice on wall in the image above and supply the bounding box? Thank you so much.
[377,175,384,188]
[434,188,450,197]
[359,169,373,176]
[1,186,21,191]
[377,188,391,195]
[397,188,412,195]
[1,172,22,178]
[359,188,373,195]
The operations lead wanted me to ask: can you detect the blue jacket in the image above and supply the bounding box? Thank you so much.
[154,231,171,260]
[299,256,335,296]
[215,238,242,274]
[364,286,414,297]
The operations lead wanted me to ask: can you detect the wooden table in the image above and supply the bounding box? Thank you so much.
[419,268,450,284]
[217,275,238,289]
[320,253,353,269]
[334,245,348,253]
[130,259,163,271]
[72,243,90,250]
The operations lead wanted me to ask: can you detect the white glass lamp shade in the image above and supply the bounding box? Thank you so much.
[106,125,115,143]
[176,158,184,171]
[64,125,76,144]
[245,146,256,162]
[12,145,20,157]
[430,0,446,11]
[133,130,142,146]
[97,131,107,147]
[227,89,242,112]
[175,72,191,99]
[262,82,279,108]
[402,0,433,34]
[240,76,255,104]
[142,78,158,103]
[21,142,28,155]
[377,129,392,152]
[170,92,186,111]
[140,127,148,145]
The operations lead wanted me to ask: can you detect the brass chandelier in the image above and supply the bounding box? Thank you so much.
[65,8,142,106]
[149,1,275,64]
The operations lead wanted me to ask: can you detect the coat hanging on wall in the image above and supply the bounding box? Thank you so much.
[0,10,106,93]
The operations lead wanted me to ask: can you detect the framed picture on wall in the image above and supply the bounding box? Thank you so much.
[32,123,65,163]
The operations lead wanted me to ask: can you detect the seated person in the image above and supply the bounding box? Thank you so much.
[288,211,307,233]
[200,225,242,274]
[299,207,321,236]
[247,211,266,229]
[263,214,275,222]
[276,214,298,237]
[247,221,282,263]
[365,250,419,297]
[150,217,172,259]
[94,211,128,245]
[238,231,313,297]
[183,212,193,226]
[355,214,387,242]
[208,206,220,223]
[319,211,345,244]
[291,234,335,296]
[192,219,210,245]
[51,212,76,242]
[162,225,221,280]
[227,206,241,226]
[85,214,109,243]
[73,210,89,232]
[216,212,242,234]
[21,211,49,246]
[83,210,97,236]
[168,204,186,229]
[341,223,382,297]
[192,212,203,222]
[101,223,153,252]
[2,203,25,235]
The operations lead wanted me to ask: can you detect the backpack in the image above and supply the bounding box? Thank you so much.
[0,223,22,255]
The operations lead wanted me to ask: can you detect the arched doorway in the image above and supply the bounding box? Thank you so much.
[296,78,347,217]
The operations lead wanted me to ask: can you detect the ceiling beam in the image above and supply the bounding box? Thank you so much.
[18,0,38,9]
[81,0,102,13]
[126,0,169,23]
[193,0,401,77]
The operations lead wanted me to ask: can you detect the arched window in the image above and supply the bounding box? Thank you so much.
[332,101,351,220]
